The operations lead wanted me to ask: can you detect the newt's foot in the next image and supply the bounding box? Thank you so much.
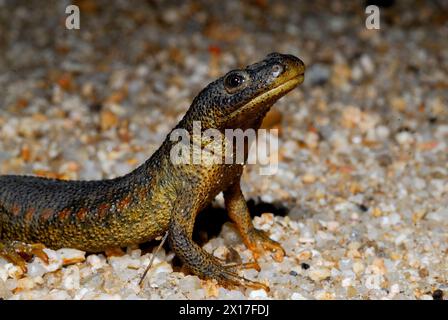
[0,241,48,273]
[169,216,269,291]
[245,228,285,262]
[205,257,269,291]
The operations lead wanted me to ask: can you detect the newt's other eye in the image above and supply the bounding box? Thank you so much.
[224,72,247,93]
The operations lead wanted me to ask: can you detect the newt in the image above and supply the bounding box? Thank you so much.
[0,52,305,290]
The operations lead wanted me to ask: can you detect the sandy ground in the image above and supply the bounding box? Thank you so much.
[0,0,447,299]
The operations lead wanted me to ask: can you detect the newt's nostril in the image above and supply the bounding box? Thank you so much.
[272,64,283,78]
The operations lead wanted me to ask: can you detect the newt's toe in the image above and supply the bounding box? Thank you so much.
[29,244,49,264]
[262,239,285,262]
[210,261,269,291]
[224,260,261,272]
[245,228,285,262]
[0,250,28,273]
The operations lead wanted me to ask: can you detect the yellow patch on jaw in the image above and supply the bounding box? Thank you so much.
[226,74,304,120]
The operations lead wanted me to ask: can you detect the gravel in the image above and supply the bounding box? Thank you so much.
[0,0,447,299]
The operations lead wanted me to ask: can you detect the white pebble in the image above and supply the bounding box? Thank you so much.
[394,234,407,245]
[291,292,307,300]
[309,267,331,282]
[61,266,80,291]
[152,261,173,274]
[249,289,268,299]
[58,248,86,265]
[375,125,390,140]
[341,277,353,287]
[427,208,448,222]
[395,132,414,145]
[86,254,107,271]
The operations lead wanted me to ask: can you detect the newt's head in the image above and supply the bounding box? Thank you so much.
[184,52,305,130]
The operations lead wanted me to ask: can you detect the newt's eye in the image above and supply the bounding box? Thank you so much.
[224,72,247,93]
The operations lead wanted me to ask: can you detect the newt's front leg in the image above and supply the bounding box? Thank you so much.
[168,200,268,290]
[224,182,285,263]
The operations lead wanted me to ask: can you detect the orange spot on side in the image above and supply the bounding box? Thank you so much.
[117,195,132,212]
[97,203,111,219]
[10,203,21,216]
[40,208,54,221]
[24,207,36,222]
[58,208,71,221]
[76,208,88,221]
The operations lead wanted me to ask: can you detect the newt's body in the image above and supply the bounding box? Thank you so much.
[0,53,305,289]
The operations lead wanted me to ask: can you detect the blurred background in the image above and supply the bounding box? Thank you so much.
[1,0,448,300]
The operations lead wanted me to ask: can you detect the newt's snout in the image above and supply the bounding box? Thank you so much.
[264,52,305,87]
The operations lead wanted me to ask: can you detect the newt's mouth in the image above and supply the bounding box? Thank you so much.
[226,72,304,121]
[271,72,304,94]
